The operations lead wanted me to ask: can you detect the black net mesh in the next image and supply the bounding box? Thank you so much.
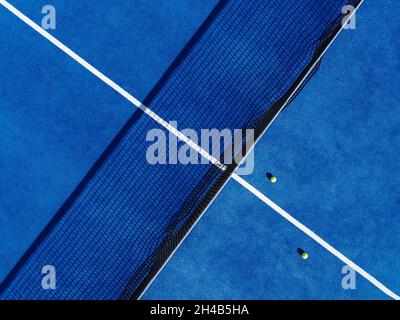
[0,0,362,299]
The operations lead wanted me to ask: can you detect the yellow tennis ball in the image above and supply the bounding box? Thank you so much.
[301,252,309,260]
[270,176,277,183]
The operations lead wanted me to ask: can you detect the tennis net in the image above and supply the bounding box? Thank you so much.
[0,0,362,299]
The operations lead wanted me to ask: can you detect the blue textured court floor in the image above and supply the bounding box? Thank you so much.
[143,0,400,300]
[1,0,399,299]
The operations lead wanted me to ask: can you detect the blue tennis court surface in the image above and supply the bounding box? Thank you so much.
[1,0,399,300]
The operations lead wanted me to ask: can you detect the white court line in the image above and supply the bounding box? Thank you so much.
[0,0,226,172]
[2,0,399,300]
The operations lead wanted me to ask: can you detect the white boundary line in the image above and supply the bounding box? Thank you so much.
[2,0,399,300]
